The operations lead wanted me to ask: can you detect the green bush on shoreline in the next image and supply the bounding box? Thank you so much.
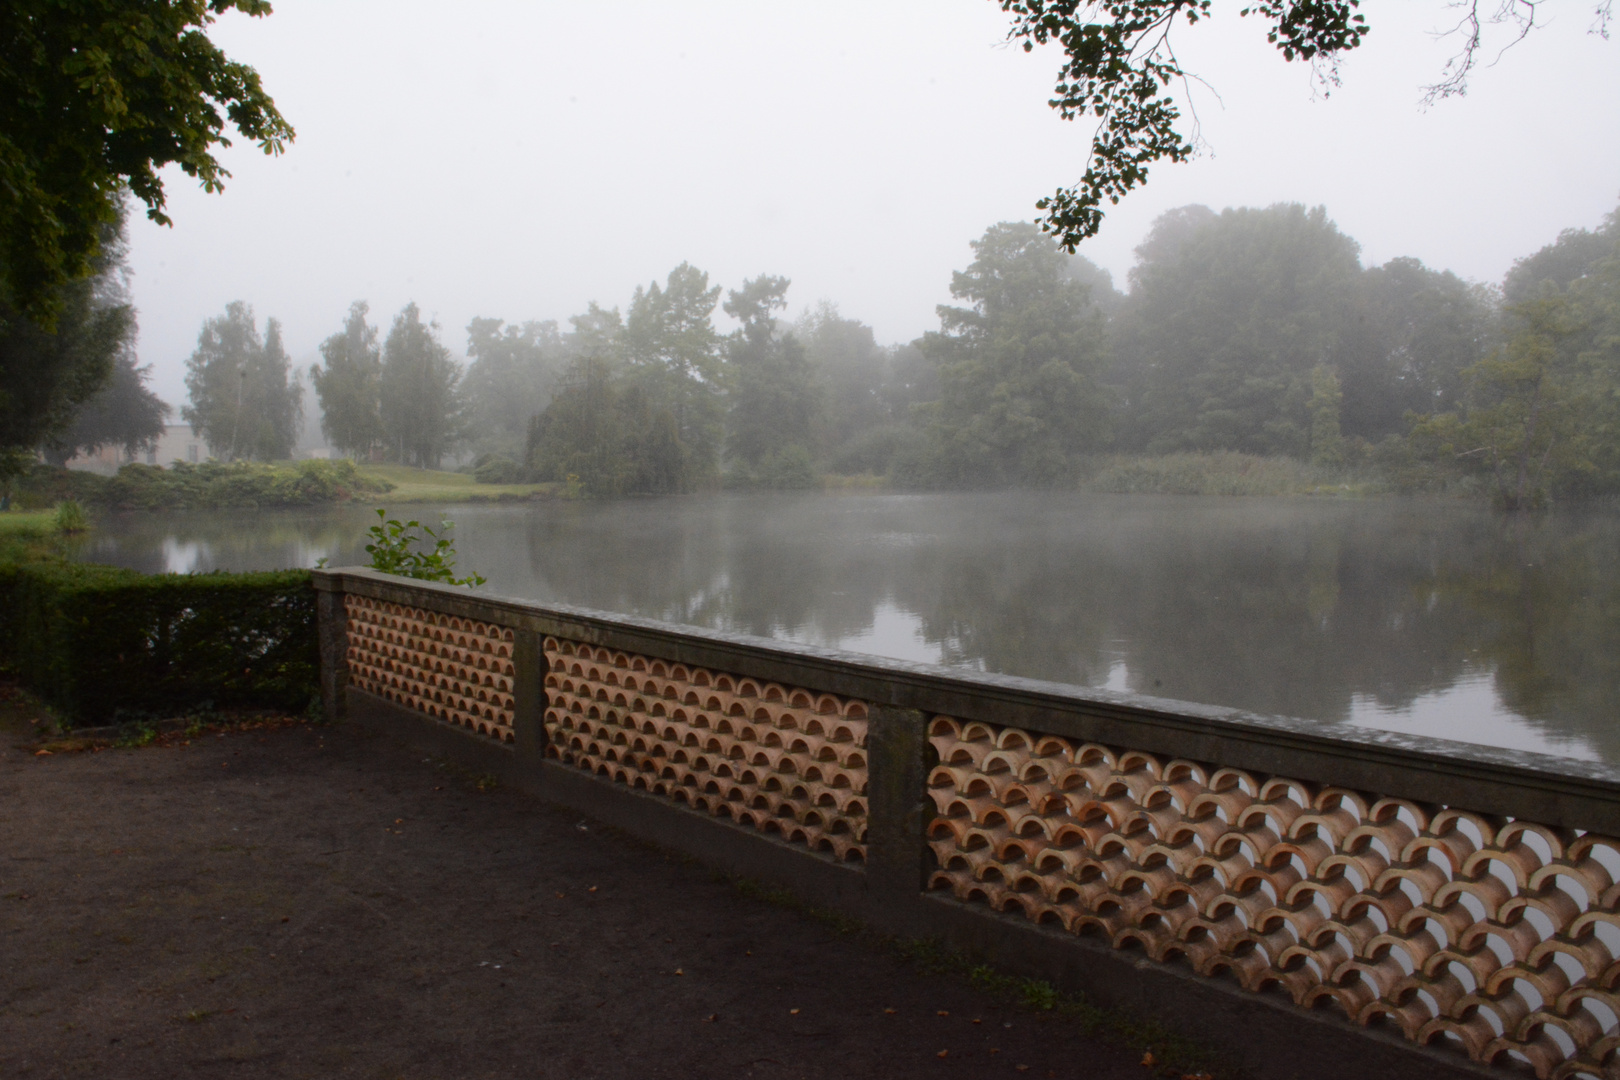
[11,458,394,512]
[1079,452,1384,498]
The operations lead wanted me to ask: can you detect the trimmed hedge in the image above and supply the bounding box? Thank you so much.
[0,544,319,726]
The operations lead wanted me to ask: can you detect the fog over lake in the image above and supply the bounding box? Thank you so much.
[77,493,1620,764]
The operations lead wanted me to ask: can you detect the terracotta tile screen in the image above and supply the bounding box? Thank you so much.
[344,594,516,743]
[927,716,1620,1078]
[543,637,869,863]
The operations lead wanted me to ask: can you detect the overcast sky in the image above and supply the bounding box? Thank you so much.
[127,0,1620,412]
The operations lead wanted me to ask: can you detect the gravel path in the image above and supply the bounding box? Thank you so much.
[0,706,1156,1080]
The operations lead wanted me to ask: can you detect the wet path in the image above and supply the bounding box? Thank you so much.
[0,719,1153,1080]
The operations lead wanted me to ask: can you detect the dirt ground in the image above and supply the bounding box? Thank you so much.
[0,685,1180,1080]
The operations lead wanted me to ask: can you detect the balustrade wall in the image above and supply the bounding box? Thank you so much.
[315,567,1620,1080]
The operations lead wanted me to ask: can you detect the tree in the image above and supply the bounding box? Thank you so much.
[181,301,301,461]
[244,317,300,459]
[623,263,725,483]
[1,1,293,327]
[1306,363,1345,466]
[463,317,562,457]
[1503,205,1620,304]
[0,209,134,476]
[724,275,821,481]
[1411,295,1588,509]
[918,221,1113,485]
[1336,256,1496,440]
[996,1,1608,250]
[526,355,686,496]
[797,303,892,458]
[43,351,169,465]
[310,301,384,459]
[1407,209,1620,505]
[380,303,461,468]
[1111,203,1364,455]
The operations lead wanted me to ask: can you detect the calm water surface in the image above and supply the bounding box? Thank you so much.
[75,493,1620,763]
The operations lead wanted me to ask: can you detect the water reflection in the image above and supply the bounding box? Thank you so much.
[161,537,206,574]
[75,493,1620,762]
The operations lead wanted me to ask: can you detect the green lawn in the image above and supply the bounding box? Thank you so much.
[353,464,558,504]
[0,509,57,535]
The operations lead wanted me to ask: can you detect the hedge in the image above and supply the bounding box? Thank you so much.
[0,542,319,726]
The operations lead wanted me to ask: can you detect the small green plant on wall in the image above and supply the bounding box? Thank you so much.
[364,509,485,587]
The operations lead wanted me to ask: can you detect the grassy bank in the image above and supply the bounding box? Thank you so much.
[352,463,558,503]
[0,510,56,536]
[809,453,1397,498]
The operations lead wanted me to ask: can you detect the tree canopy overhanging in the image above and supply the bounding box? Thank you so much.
[1001,0,1612,250]
[0,0,293,327]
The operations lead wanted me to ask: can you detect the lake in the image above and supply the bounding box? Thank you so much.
[73,492,1620,763]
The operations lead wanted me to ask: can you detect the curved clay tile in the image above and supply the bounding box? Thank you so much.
[541,637,868,863]
[920,714,1620,1076]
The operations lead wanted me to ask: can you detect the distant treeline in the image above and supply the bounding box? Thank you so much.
[181,199,1620,507]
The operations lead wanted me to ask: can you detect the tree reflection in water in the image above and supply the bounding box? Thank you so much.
[75,493,1620,762]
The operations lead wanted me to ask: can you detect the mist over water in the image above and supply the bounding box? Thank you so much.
[77,493,1620,763]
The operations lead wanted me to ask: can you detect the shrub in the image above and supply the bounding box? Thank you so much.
[828,424,922,477]
[364,509,485,587]
[53,500,88,534]
[473,455,534,484]
[1087,452,1316,496]
[756,446,819,489]
[13,459,394,511]
[0,544,318,726]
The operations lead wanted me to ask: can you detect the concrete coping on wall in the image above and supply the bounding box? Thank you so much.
[313,566,1620,834]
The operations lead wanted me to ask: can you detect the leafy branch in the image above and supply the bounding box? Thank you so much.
[998,1,1367,250]
[1422,0,1611,105]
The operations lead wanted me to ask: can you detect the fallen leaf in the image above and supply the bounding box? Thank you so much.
[883,1008,897,1015]
[936,1010,950,1017]
[936,1050,948,1059]
[394,818,403,824]
[789,1008,800,1015]
[1141,1051,1157,1067]
[34,749,51,757]
[972,1018,982,1024]
[588,886,598,893]
[675,969,684,976]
